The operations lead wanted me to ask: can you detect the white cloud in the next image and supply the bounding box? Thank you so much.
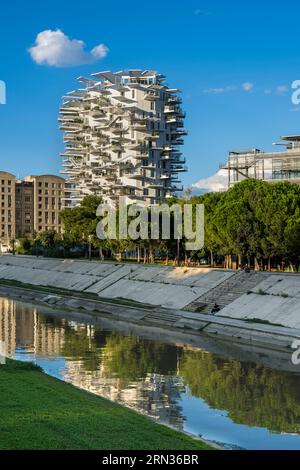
[194,9,211,16]
[90,44,108,60]
[28,29,109,67]
[192,169,228,194]
[276,85,289,95]
[204,83,255,94]
[203,85,237,94]
[242,82,254,92]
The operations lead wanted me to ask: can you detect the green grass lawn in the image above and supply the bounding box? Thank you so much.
[0,360,213,450]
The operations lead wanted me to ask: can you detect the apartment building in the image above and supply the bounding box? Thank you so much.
[25,175,65,233]
[221,135,300,187]
[15,180,34,239]
[0,173,65,252]
[59,69,187,206]
[0,172,16,253]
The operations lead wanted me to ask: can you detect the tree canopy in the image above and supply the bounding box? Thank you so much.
[16,180,300,270]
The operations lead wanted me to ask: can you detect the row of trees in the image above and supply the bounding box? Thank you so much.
[16,179,300,271]
[197,179,300,271]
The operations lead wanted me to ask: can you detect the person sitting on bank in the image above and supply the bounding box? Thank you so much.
[211,303,220,314]
[244,264,250,273]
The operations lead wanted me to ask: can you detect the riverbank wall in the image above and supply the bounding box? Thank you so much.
[0,255,300,350]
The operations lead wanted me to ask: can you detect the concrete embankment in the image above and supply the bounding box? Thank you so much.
[0,255,300,351]
[0,255,235,309]
[0,275,299,356]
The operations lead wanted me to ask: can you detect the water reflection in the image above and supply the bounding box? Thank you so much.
[181,352,300,434]
[1,297,300,449]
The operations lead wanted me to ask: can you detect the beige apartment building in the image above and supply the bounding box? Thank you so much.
[15,180,34,239]
[0,173,65,253]
[25,175,65,233]
[0,172,16,253]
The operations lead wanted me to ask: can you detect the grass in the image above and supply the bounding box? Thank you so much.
[244,318,285,327]
[0,359,214,450]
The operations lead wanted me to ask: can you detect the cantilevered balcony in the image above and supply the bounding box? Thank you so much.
[159,173,171,180]
[159,154,182,162]
[167,96,182,105]
[145,133,160,141]
[111,144,124,153]
[147,182,165,189]
[171,138,184,146]
[170,165,188,172]
[131,121,148,131]
[165,116,178,124]
[144,91,160,101]
[128,175,145,182]
[171,128,188,135]
[164,105,182,114]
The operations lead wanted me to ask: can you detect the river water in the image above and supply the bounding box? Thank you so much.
[1,296,300,450]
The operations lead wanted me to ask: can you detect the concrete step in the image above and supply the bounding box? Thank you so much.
[185,271,268,312]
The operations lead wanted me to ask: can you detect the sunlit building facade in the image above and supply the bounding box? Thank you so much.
[25,175,65,234]
[0,173,65,252]
[0,172,16,253]
[59,70,187,206]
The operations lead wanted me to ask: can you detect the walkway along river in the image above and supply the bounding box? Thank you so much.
[1,296,300,450]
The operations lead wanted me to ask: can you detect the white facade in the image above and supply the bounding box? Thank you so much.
[221,135,300,187]
[59,70,187,206]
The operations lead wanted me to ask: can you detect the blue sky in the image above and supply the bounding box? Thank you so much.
[0,0,300,187]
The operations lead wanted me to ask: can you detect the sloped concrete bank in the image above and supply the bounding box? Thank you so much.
[0,255,235,310]
[0,281,299,356]
[0,255,300,353]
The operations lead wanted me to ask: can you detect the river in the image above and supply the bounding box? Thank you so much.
[1,296,300,450]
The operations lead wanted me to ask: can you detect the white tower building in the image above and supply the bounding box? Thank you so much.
[59,70,187,206]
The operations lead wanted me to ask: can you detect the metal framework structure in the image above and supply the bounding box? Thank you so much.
[59,70,187,206]
[220,135,300,187]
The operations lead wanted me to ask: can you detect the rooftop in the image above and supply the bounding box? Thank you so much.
[280,135,300,141]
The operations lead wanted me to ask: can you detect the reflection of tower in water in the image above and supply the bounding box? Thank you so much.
[64,360,185,431]
[33,314,65,356]
[0,298,16,354]
[1,300,185,430]
[0,298,65,356]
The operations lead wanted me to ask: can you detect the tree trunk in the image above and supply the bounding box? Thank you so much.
[137,246,140,263]
[238,254,242,269]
